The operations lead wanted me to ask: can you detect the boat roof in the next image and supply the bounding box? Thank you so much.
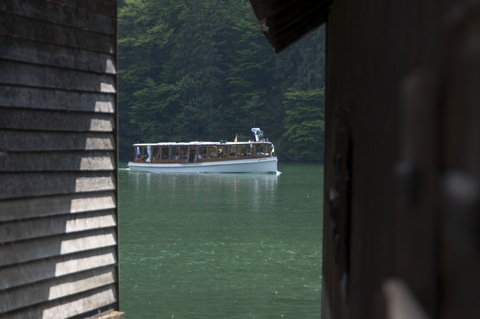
[132,141,273,147]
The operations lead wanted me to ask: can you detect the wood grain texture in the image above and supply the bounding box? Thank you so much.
[0,248,117,290]
[0,286,117,319]
[0,130,114,152]
[0,0,119,316]
[0,192,116,222]
[0,13,115,54]
[0,0,115,35]
[0,228,117,267]
[0,268,116,313]
[0,108,114,132]
[0,61,116,93]
[45,0,115,17]
[0,35,116,74]
[0,152,115,172]
[0,86,115,113]
[0,172,115,200]
[0,210,116,243]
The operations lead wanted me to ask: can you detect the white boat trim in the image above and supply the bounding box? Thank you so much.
[128,157,278,174]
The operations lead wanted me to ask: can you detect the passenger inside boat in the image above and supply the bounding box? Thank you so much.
[135,146,149,161]
[198,147,206,159]
[162,147,169,159]
[188,151,195,163]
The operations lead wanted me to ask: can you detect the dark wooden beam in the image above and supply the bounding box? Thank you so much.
[250,0,331,52]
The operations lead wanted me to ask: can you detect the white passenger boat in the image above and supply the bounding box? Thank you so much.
[127,128,278,173]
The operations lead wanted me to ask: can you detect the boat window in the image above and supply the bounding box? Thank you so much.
[135,146,145,160]
[198,146,206,159]
[172,146,179,160]
[180,146,188,161]
[187,146,195,163]
[208,146,216,159]
[266,144,272,156]
[251,144,257,156]
[135,146,141,159]
[257,144,265,156]
[218,145,226,158]
[162,147,169,159]
[241,145,249,157]
[230,145,240,157]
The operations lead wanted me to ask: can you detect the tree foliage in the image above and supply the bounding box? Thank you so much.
[280,89,325,162]
[118,0,325,162]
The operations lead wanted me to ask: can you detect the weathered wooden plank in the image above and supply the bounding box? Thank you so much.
[0,210,116,243]
[0,1,119,317]
[0,247,117,290]
[45,0,115,17]
[0,172,116,200]
[0,286,117,319]
[0,268,116,313]
[0,130,114,152]
[0,35,116,74]
[0,228,117,267]
[0,0,115,35]
[0,152,115,172]
[0,13,115,53]
[0,86,115,113]
[0,61,116,93]
[0,192,116,222]
[0,108,114,132]
[42,287,117,319]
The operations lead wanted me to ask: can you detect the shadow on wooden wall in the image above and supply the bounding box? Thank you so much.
[0,1,121,318]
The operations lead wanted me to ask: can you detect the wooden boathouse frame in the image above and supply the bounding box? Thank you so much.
[250,1,480,318]
[1,0,479,318]
[0,1,121,318]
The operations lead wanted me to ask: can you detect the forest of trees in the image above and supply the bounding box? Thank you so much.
[118,0,325,162]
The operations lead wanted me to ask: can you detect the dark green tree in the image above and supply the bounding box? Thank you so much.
[118,0,326,162]
[280,88,325,162]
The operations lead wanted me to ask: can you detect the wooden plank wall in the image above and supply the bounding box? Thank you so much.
[0,0,119,318]
[322,0,480,319]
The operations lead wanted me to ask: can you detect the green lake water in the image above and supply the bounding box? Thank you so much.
[119,163,324,318]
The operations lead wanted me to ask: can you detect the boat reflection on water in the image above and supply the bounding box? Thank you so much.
[127,170,280,214]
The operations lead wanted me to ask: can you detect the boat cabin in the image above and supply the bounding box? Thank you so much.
[132,142,275,164]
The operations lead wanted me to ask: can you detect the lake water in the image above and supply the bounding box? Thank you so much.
[118,163,324,318]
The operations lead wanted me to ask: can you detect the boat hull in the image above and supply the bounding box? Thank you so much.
[127,157,278,174]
